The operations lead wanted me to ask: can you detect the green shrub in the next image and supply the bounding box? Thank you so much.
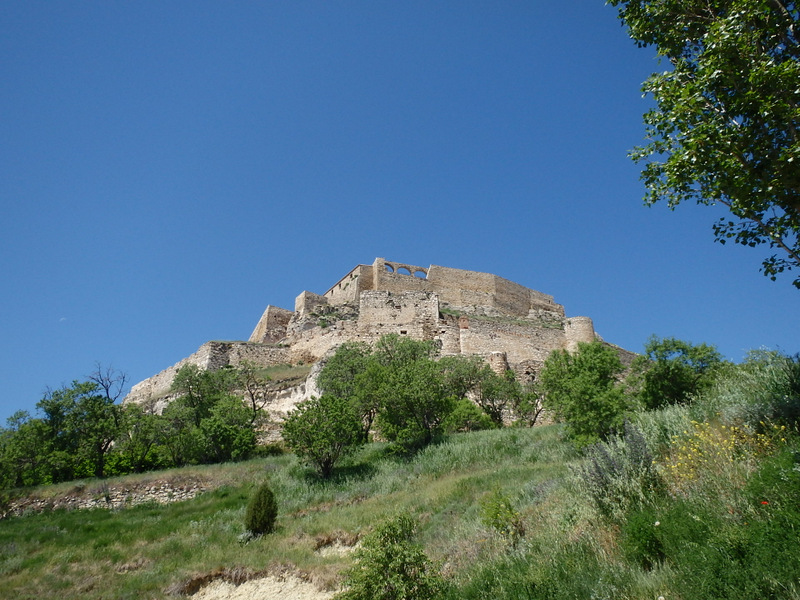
[281,394,363,478]
[576,422,663,521]
[335,513,447,600]
[244,481,278,536]
[698,350,800,429]
[620,506,666,569]
[442,399,495,433]
[479,487,524,544]
[628,335,724,410]
[539,340,629,447]
[252,443,285,458]
[452,537,634,600]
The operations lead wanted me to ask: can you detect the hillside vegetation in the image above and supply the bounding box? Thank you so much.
[1,346,799,599]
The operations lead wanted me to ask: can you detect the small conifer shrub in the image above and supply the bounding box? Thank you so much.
[244,482,278,536]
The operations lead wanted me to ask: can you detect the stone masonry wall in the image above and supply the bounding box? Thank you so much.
[324,264,373,305]
[565,317,597,353]
[455,315,567,365]
[248,305,293,343]
[125,341,289,407]
[125,259,617,420]
[294,291,329,317]
[357,290,440,339]
[286,291,441,364]
[320,258,565,320]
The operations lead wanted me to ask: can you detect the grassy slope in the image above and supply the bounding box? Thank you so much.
[0,426,579,600]
[2,414,798,600]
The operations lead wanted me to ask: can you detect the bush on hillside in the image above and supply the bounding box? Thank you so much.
[539,340,629,447]
[281,394,363,478]
[700,350,800,429]
[442,399,495,433]
[628,335,724,410]
[335,513,447,600]
[244,481,277,536]
[577,422,663,522]
[479,487,525,544]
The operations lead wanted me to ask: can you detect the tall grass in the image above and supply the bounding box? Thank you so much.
[697,349,800,428]
[0,426,580,600]
[2,351,798,600]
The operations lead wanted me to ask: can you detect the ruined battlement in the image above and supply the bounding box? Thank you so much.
[125,258,611,414]
[318,258,564,319]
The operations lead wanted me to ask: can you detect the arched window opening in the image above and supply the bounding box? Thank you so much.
[385,264,395,273]
[397,267,411,275]
[414,270,427,279]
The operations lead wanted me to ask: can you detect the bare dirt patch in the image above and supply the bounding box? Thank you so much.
[189,574,335,600]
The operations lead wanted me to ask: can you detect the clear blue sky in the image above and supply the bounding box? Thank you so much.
[1,1,798,424]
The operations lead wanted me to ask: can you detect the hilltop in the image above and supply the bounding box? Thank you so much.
[124,258,634,420]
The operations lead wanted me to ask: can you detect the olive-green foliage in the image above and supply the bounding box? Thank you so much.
[317,335,544,451]
[577,422,663,522]
[608,0,800,288]
[111,403,168,474]
[699,349,800,429]
[539,340,629,447]
[335,513,447,600]
[237,359,272,425]
[163,364,258,465]
[438,355,488,401]
[479,487,524,544]
[244,481,278,535]
[319,335,467,452]
[0,363,268,492]
[170,364,240,425]
[373,351,455,451]
[2,427,568,600]
[620,445,800,599]
[202,396,257,462]
[615,349,800,599]
[317,341,378,442]
[629,335,724,410]
[317,341,373,400]
[0,379,123,485]
[281,394,363,478]
[474,369,521,426]
[9,350,800,600]
[442,399,495,433]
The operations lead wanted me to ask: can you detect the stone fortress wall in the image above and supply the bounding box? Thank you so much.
[125,258,618,413]
[320,258,563,319]
[126,341,290,412]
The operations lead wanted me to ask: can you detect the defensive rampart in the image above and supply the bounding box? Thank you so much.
[125,258,617,417]
[321,259,565,320]
[126,341,289,408]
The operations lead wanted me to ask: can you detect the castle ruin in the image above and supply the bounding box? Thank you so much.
[124,258,630,414]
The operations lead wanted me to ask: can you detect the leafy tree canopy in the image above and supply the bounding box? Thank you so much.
[609,0,800,287]
[281,394,363,478]
[630,336,725,410]
[335,513,447,600]
[540,340,629,447]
